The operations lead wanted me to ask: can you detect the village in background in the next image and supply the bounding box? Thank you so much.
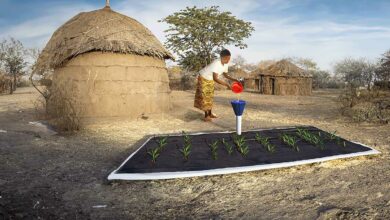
[1,36,389,131]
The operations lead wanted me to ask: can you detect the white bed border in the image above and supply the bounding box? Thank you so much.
[107,126,381,181]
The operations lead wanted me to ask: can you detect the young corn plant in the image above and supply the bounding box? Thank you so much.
[182,131,191,144]
[326,131,347,147]
[255,133,276,153]
[296,128,324,150]
[233,134,250,156]
[179,142,191,161]
[208,140,219,160]
[178,131,192,160]
[156,136,168,151]
[147,147,160,163]
[281,133,299,151]
[221,138,234,155]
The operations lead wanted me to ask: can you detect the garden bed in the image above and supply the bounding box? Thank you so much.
[108,126,379,180]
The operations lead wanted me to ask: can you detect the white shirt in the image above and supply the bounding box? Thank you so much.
[199,59,229,80]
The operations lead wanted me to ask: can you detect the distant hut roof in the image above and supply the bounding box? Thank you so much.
[231,68,250,78]
[252,59,312,78]
[35,5,174,72]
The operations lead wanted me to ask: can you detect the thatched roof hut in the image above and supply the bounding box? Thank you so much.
[37,3,174,122]
[245,59,312,96]
[35,5,173,72]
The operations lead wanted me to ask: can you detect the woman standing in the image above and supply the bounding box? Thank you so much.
[194,49,239,121]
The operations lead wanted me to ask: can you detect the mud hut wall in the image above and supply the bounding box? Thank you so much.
[258,76,312,95]
[49,52,171,118]
[243,78,258,91]
[275,77,312,96]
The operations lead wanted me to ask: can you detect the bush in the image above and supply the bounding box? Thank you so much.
[338,86,390,123]
[374,81,390,90]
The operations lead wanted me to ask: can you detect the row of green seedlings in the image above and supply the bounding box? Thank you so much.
[147,136,168,163]
[210,133,278,159]
[280,128,347,151]
[255,133,276,153]
[207,134,250,161]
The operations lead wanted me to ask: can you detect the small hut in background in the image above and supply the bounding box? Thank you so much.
[245,59,312,95]
[34,3,174,120]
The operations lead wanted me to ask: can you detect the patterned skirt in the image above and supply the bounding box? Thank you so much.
[194,76,215,111]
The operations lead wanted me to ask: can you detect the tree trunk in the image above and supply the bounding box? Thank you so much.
[9,80,13,94]
[13,73,17,92]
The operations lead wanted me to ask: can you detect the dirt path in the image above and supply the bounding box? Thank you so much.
[0,87,389,219]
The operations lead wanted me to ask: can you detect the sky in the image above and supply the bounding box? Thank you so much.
[1,0,390,71]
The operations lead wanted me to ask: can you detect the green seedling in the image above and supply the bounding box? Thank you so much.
[327,131,337,140]
[233,134,250,156]
[296,128,324,150]
[222,138,234,155]
[182,131,191,144]
[255,133,276,153]
[156,136,168,151]
[239,144,249,156]
[179,131,192,160]
[147,147,160,163]
[179,142,191,161]
[326,131,347,147]
[208,140,219,160]
[281,133,299,151]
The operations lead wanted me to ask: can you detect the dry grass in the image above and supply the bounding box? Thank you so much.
[31,85,83,133]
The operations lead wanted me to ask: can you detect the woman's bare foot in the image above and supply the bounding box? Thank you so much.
[210,113,218,118]
[204,116,212,122]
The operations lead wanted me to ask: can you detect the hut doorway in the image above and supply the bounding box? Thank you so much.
[258,76,263,93]
[270,78,275,95]
[255,79,260,92]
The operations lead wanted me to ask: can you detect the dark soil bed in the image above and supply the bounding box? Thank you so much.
[113,126,377,176]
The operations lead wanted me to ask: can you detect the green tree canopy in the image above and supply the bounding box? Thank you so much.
[160,6,254,72]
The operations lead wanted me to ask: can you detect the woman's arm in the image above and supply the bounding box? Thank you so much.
[213,73,231,89]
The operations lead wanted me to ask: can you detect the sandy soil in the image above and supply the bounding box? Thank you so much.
[0,87,389,219]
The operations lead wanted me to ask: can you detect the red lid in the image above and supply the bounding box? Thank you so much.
[231,82,243,93]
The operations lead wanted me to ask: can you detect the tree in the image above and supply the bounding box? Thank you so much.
[0,38,28,94]
[232,55,246,68]
[375,49,390,82]
[334,58,376,89]
[160,6,254,72]
[292,57,318,72]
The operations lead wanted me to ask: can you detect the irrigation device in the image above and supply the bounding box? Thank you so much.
[230,82,245,135]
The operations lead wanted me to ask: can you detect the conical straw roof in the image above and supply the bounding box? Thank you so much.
[35,5,173,73]
[252,59,312,78]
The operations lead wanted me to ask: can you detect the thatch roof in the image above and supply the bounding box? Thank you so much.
[252,59,312,78]
[35,6,173,72]
[230,68,250,78]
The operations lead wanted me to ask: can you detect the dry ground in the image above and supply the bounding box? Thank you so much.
[0,87,389,219]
